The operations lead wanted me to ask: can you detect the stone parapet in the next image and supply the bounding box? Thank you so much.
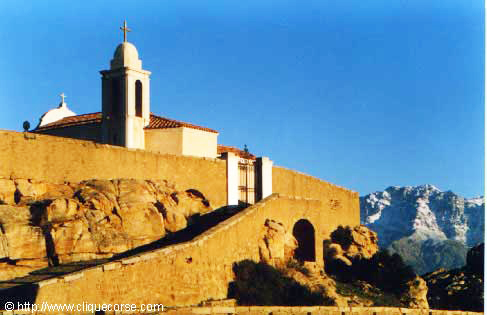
[164,306,483,315]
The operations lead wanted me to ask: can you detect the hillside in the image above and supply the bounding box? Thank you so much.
[423,243,484,312]
[360,185,484,274]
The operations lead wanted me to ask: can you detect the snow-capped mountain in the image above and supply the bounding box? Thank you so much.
[360,185,484,274]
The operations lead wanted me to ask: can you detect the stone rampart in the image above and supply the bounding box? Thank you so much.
[273,166,360,231]
[16,195,330,309]
[165,306,483,315]
[0,131,360,228]
[0,131,361,310]
[0,130,227,208]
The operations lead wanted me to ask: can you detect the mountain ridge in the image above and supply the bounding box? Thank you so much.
[360,185,484,274]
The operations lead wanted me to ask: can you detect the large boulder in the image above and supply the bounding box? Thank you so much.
[0,205,46,260]
[0,179,16,205]
[50,219,100,263]
[324,242,352,267]
[14,179,47,203]
[346,225,379,259]
[0,205,48,279]
[325,225,426,308]
[325,225,379,265]
[259,219,297,266]
[400,276,429,309]
[44,198,82,223]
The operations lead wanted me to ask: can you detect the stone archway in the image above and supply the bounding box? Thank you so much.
[292,219,316,262]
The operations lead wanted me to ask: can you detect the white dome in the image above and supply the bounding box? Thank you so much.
[38,101,76,127]
[110,42,142,69]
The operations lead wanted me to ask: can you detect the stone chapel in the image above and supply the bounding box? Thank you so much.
[33,21,273,207]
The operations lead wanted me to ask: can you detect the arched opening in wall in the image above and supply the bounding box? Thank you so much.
[135,80,143,117]
[292,219,316,262]
[111,78,121,116]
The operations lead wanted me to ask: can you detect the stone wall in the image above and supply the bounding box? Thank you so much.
[4,194,475,313]
[273,166,360,235]
[0,131,360,227]
[166,306,483,315]
[29,195,330,308]
[0,131,227,209]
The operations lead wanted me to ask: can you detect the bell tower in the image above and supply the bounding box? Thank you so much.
[100,21,151,149]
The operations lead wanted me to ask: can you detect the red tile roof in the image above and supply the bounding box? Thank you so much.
[147,114,218,133]
[35,112,102,131]
[217,145,256,160]
[35,112,218,134]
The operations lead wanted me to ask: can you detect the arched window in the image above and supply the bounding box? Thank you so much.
[293,219,316,262]
[135,80,143,117]
[111,78,121,115]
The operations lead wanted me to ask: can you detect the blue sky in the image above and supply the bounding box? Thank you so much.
[0,0,484,197]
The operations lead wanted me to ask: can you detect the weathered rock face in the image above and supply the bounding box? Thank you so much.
[0,205,47,261]
[401,276,429,309]
[0,179,16,205]
[346,225,379,259]
[325,225,379,264]
[258,219,297,267]
[0,178,212,281]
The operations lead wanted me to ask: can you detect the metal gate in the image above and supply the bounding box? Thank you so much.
[238,159,256,205]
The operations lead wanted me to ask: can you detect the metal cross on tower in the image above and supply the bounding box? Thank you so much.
[60,93,66,103]
[120,20,131,42]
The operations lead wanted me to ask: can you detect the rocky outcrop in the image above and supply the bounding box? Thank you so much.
[257,220,350,306]
[401,276,429,309]
[258,219,297,267]
[325,225,428,309]
[284,262,349,307]
[345,225,379,259]
[324,243,352,267]
[0,178,212,281]
[466,243,484,274]
[0,205,46,258]
[325,225,379,264]
[424,243,484,312]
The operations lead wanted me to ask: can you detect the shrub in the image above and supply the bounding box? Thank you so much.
[330,225,353,250]
[286,259,311,276]
[228,260,332,306]
[326,249,416,296]
[466,243,484,276]
[335,281,401,307]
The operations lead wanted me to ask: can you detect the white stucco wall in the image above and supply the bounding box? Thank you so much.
[126,116,146,149]
[145,128,183,155]
[181,127,218,158]
[145,127,217,159]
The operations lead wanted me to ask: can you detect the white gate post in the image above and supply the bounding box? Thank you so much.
[256,156,273,200]
[222,152,239,206]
